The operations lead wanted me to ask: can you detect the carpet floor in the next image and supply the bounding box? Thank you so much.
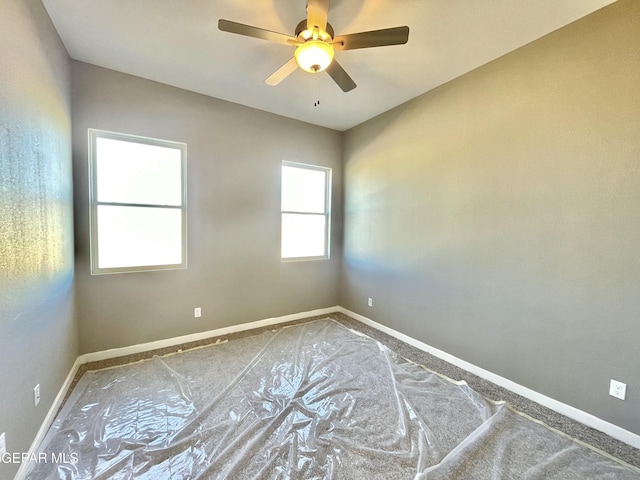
[26,315,640,479]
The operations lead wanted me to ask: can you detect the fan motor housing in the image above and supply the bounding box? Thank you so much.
[295,19,334,42]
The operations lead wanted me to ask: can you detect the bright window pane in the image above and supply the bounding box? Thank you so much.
[281,213,326,258]
[281,165,326,213]
[96,137,182,206]
[97,205,182,269]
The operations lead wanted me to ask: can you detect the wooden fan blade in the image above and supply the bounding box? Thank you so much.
[265,57,299,86]
[326,60,356,92]
[307,0,331,32]
[333,26,409,50]
[218,19,296,46]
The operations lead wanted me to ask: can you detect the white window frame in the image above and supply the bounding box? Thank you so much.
[88,129,187,274]
[281,161,332,261]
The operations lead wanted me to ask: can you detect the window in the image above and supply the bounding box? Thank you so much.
[88,129,187,274]
[281,161,331,260]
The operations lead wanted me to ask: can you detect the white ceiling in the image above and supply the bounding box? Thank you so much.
[42,0,616,131]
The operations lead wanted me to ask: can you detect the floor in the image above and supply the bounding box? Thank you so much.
[28,312,640,479]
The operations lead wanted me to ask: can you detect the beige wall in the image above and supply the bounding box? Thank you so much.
[71,63,343,354]
[0,1,77,478]
[342,0,640,434]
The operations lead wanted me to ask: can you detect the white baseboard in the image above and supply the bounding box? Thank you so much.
[15,356,83,480]
[337,306,640,450]
[79,306,340,364]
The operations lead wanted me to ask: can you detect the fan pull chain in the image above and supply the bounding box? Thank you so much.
[313,74,321,107]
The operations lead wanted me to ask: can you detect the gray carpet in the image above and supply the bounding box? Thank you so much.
[28,316,640,478]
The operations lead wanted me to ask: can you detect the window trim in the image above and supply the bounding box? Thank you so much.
[88,129,187,275]
[281,161,332,262]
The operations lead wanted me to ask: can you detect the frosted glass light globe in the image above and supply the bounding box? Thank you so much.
[295,40,334,73]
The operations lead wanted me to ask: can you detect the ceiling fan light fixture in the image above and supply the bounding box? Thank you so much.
[295,40,334,73]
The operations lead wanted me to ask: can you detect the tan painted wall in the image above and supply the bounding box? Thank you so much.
[342,0,640,434]
[71,63,343,354]
[0,1,77,477]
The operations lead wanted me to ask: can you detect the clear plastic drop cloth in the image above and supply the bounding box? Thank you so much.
[24,319,640,479]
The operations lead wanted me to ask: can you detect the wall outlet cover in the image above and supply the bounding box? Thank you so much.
[34,384,41,407]
[367,298,373,307]
[194,307,202,318]
[0,432,6,456]
[609,379,627,400]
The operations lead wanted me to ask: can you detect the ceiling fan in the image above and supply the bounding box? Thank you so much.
[218,0,409,92]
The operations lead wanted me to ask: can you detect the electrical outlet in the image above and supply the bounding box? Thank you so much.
[194,307,202,318]
[609,379,626,400]
[0,432,6,456]
[367,297,373,307]
[34,384,41,406]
